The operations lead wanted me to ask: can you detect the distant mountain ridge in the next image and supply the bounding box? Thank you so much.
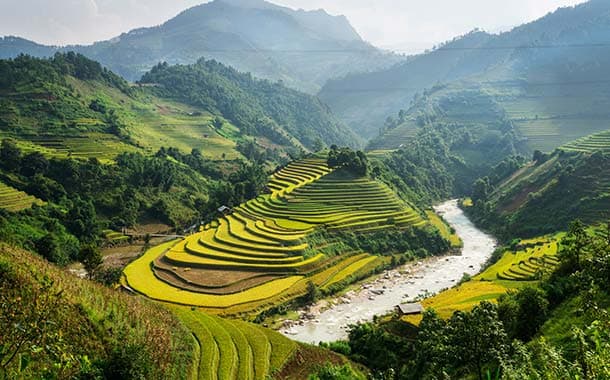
[0,0,399,92]
[320,0,610,142]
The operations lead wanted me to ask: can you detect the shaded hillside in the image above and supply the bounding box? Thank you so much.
[320,30,494,139]
[322,0,610,145]
[0,0,399,92]
[365,85,525,204]
[468,132,610,238]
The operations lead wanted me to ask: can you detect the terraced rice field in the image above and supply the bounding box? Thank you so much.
[560,129,610,153]
[1,133,138,163]
[171,307,297,380]
[477,236,560,281]
[403,234,561,324]
[0,181,44,212]
[123,157,425,314]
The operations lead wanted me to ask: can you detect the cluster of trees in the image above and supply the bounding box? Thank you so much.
[141,59,358,150]
[327,146,368,176]
[336,221,610,379]
[0,52,129,93]
[0,139,268,267]
[330,226,449,260]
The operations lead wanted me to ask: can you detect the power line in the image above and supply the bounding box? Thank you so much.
[172,42,610,53]
[320,79,610,93]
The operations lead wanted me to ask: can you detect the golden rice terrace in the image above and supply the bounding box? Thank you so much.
[123,157,428,315]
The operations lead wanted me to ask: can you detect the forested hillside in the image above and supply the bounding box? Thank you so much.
[0,0,399,92]
[140,59,360,150]
[467,131,610,239]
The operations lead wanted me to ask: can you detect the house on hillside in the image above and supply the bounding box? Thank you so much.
[396,302,424,316]
[217,205,232,215]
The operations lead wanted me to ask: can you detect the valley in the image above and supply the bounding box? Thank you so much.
[1,0,609,379]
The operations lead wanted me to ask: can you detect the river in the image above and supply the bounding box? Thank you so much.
[280,199,497,344]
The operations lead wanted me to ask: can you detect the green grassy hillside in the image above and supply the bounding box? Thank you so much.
[0,244,195,379]
[0,53,359,165]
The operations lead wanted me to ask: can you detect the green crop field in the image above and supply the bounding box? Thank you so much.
[123,157,429,314]
[560,129,610,154]
[0,181,44,212]
[170,307,296,380]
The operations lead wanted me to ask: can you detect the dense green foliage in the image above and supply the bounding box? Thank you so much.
[378,117,521,204]
[141,59,360,150]
[327,146,368,176]
[0,53,131,137]
[336,222,610,379]
[469,150,610,238]
[0,138,268,266]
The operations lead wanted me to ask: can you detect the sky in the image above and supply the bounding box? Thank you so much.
[0,0,588,53]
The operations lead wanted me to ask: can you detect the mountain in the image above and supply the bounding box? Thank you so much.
[0,53,358,161]
[0,0,399,92]
[321,0,610,145]
[139,58,361,150]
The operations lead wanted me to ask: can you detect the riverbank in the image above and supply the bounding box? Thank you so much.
[279,199,497,344]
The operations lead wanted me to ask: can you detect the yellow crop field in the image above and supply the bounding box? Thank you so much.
[402,281,509,324]
[405,233,562,325]
[122,157,434,313]
[123,241,304,308]
[322,256,378,289]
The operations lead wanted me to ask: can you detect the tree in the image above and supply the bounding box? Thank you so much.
[472,177,490,203]
[20,152,49,177]
[0,139,21,172]
[559,220,589,269]
[79,245,103,279]
[447,302,509,380]
[305,281,320,304]
[498,287,549,341]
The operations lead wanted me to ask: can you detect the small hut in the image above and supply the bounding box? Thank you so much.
[396,302,424,316]
[217,205,232,215]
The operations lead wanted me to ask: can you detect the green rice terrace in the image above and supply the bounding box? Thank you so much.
[123,157,429,315]
[0,180,44,211]
[560,129,610,154]
[170,307,298,380]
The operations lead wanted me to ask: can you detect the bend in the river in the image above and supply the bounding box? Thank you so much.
[281,199,497,344]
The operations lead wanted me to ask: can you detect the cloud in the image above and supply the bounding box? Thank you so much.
[0,0,204,45]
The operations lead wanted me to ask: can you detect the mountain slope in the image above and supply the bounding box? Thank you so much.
[468,130,610,238]
[140,59,361,150]
[322,0,610,144]
[0,243,195,378]
[0,53,358,162]
[0,0,399,92]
